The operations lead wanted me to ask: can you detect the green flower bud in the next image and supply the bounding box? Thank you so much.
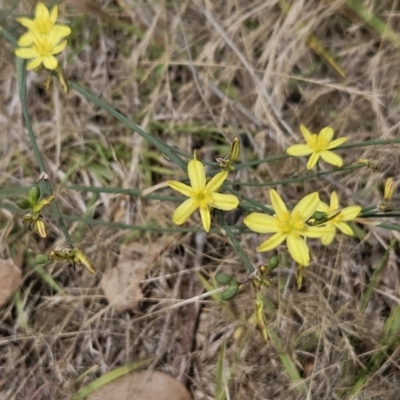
[16,198,32,209]
[28,185,41,205]
[267,256,279,271]
[35,254,49,264]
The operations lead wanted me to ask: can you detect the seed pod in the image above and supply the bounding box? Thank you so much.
[28,185,41,205]
[215,273,235,285]
[221,284,239,301]
[16,198,32,209]
[267,256,279,271]
[35,254,49,264]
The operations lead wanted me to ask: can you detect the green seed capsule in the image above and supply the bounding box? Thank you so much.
[267,256,279,271]
[28,185,41,205]
[15,198,32,209]
[215,273,235,285]
[221,284,239,301]
[35,254,49,264]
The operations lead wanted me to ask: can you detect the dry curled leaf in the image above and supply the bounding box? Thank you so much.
[101,242,166,312]
[87,370,192,400]
[0,258,22,307]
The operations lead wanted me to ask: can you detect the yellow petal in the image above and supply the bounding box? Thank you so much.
[18,32,35,46]
[287,234,310,266]
[15,47,38,59]
[320,151,343,167]
[210,193,239,211]
[307,152,320,169]
[167,180,192,197]
[244,213,279,233]
[319,126,334,142]
[51,40,67,55]
[43,55,58,70]
[303,225,333,238]
[17,17,35,29]
[206,171,228,193]
[55,25,71,37]
[292,192,320,221]
[336,222,354,236]
[257,232,286,252]
[188,159,205,189]
[321,229,336,245]
[286,144,313,157]
[269,189,287,221]
[172,199,197,225]
[327,137,347,149]
[199,206,211,232]
[34,219,47,238]
[36,2,49,19]
[27,57,43,70]
[300,124,313,142]
[384,178,395,200]
[50,5,58,24]
[330,191,339,209]
[317,201,329,212]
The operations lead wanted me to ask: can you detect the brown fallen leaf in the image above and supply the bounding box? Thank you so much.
[0,258,22,307]
[101,241,166,313]
[87,370,192,400]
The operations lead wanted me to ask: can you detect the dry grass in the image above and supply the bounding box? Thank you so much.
[1,0,400,399]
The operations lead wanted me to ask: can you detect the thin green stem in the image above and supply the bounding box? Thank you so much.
[67,80,187,172]
[216,210,255,273]
[17,58,74,249]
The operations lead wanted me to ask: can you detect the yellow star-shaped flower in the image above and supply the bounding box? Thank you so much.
[317,191,361,245]
[15,30,67,70]
[17,2,71,47]
[167,159,239,232]
[287,125,348,170]
[244,190,331,266]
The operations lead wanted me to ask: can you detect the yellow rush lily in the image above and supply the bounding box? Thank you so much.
[317,191,361,245]
[16,2,71,47]
[287,125,348,170]
[167,159,239,232]
[15,2,70,70]
[244,190,331,266]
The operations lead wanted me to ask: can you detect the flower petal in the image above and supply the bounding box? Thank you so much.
[206,171,228,193]
[330,191,339,209]
[188,159,205,189]
[307,152,320,169]
[50,5,58,24]
[210,193,239,211]
[340,206,361,221]
[257,232,286,252]
[269,189,287,221]
[27,57,43,70]
[292,192,320,221]
[336,221,354,236]
[50,40,67,55]
[303,225,333,238]
[327,137,348,149]
[36,2,49,20]
[172,199,197,225]
[55,25,71,37]
[17,17,35,29]
[287,234,310,266]
[317,201,329,212]
[320,151,343,167]
[43,55,58,70]
[286,144,313,157]
[300,124,313,142]
[244,213,280,233]
[321,229,336,245]
[15,47,38,59]
[199,206,211,232]
[18,32,35,46]
[167,180,192,197]
[319,126,334,142]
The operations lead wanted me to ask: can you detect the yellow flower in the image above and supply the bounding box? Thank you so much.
[287,125,348,170]
[15,29,67,70]
[16,2,71,46]
[244,190,330,266]
[317,191,361,245]
[167,159,239,232]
